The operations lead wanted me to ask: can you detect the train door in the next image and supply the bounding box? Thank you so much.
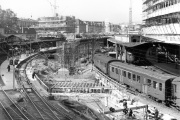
[119,69,123,83]
[142,78,148,94]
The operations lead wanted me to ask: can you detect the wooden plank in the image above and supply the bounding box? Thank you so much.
[104,105,148,114]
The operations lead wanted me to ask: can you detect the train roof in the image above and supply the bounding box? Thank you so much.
[110,61,176,82]
[172,77,180,83]
[94,53,115,63]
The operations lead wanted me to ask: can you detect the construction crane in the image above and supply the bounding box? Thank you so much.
[47,0,59,17]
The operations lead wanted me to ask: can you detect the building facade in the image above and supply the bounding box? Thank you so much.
[75,19,86,34]
[17,18,38,28]
[33,16,76,38]
[105,21,121,34]
[0,27,37,40]
[85,21,105,33]
[142,0,180,44]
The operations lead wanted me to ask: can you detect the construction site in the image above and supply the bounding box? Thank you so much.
[23,40,177,120]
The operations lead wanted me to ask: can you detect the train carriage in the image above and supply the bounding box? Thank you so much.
[172,77,180,107]
[109,61,144,93]
[109,60,176,102]
[143,74,175,102]
[94,53,180,107]
[93,54,115,74]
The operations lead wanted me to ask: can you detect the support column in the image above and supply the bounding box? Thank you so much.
[124,46,127,63]
[115,43,118,59]
[107,39,109,48]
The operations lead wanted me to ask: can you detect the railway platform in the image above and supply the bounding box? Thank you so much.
[0,60,18,90]
[0,54,28,90]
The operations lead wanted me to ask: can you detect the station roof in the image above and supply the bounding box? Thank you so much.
[108,38,147,47]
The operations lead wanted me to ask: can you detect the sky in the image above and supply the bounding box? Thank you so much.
[0,0,142,24]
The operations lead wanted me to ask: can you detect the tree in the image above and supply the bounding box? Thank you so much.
[0,6,18,28]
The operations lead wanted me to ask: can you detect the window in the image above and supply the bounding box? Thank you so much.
[128,72,131,79]
[98,60,100,63]
[159,83,162,91]
[119,69,121,75]
[133,74,136,81]
[112,67,114,72]
[153,81,157,89]
[147,79,151,86]
[116,68,118,74]
[123,71,126,77]
[137,75,140,83]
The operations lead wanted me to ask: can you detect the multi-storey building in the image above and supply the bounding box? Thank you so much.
[109,23,121,33]
[85,21,105,33]
[0,27,37,40]
[105,21,121,34]
[75,19,86,34]
[17,18,38,28]
[142,0,180,44]
[33,16,76,38]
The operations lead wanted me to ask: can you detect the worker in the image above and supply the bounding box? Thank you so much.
[128,108,133,118]
[7,65,10,72]
[32,71,36,79]
[154,107,159,120]
[123,100,127,108]
[123,100,128,115]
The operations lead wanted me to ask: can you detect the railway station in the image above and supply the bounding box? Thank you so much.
[1,0,180,119]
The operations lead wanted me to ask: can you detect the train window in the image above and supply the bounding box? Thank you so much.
[112,67,114,72]
[123,71,126,77]
[153,81,157,89]
[116,68,118,74]
[133,74,136,81]
[137,75,140,83]
[159,83,162,91]
[147,79,151,86]
[128,72,131,79]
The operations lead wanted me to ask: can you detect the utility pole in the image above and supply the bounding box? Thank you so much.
[91,38,95,71]
[129,0,132,30]
[12,49,15,90]
[128,0,132,42]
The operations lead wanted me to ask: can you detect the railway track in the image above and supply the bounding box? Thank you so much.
[15,54,76,120]
[16,55,60,120]
[94,67,180,118]
[0,90,29,120]
[0,101,13,120]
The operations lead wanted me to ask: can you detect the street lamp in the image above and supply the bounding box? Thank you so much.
[9,47,15,90]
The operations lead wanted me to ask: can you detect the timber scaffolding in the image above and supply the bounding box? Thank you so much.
[49,81,112,93]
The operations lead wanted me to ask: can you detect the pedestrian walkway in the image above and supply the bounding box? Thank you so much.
[0,60,18,90]
[0,54,29,90]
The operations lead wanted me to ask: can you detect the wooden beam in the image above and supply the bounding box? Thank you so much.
[104,105,148,114]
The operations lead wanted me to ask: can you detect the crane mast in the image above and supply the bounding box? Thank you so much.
[47,0,59,17]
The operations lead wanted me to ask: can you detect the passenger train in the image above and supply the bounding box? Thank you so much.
[93,53,180,109]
